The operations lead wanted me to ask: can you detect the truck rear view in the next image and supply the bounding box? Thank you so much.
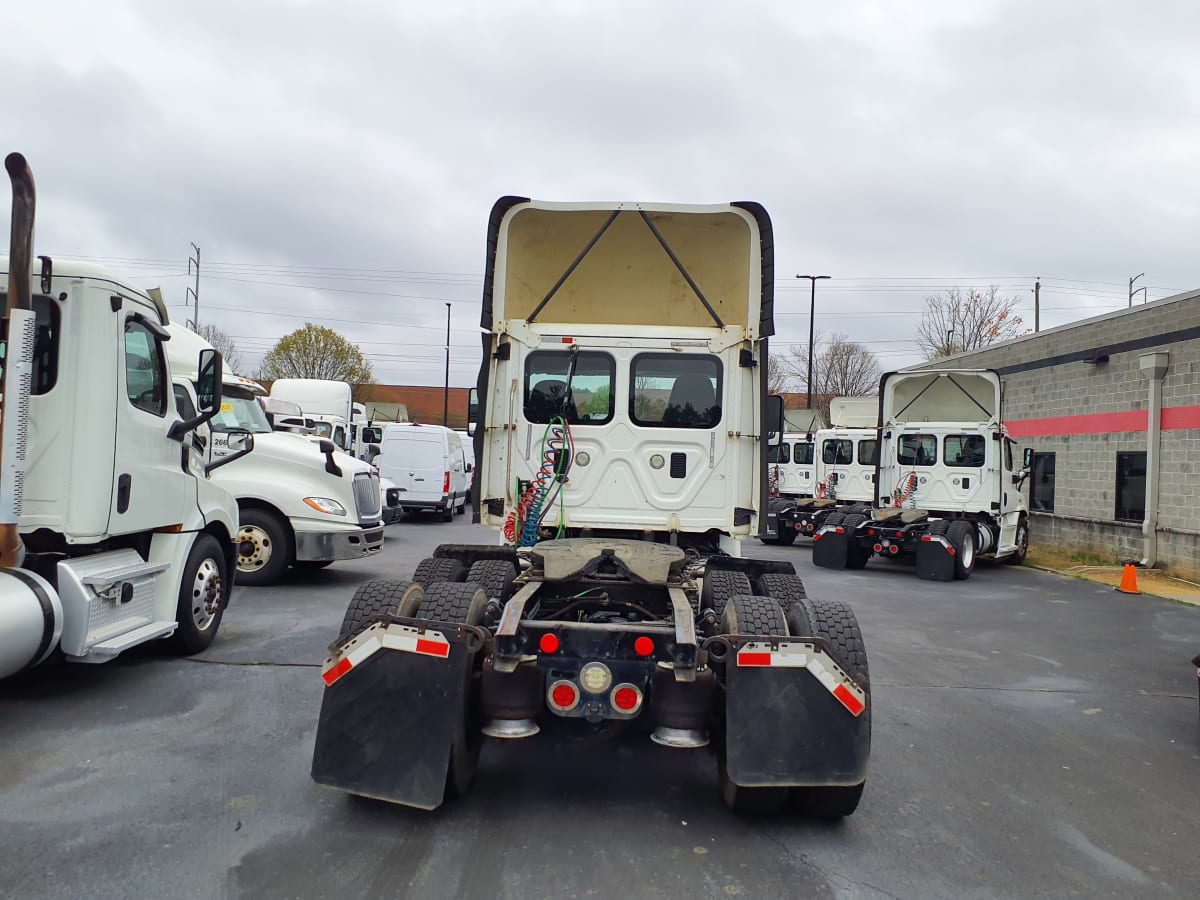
[310,199,871,815]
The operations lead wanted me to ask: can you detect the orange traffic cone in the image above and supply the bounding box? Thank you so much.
[1116,563,1140,594]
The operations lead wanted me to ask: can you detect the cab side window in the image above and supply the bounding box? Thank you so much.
[124,318,168,416]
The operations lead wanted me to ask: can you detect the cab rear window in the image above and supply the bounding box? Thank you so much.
[524,350,615,425]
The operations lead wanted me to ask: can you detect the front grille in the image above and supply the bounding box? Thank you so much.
[353,472,381,522]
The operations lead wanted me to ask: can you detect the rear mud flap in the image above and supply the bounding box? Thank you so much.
[811,530,849,569]
[720,640,870,787]
[916,540,955,581]
[311,622,483,810]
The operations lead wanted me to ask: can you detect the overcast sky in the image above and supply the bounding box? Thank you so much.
[7,1,1198,387]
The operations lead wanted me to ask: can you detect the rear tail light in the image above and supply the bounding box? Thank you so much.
[610,684,643,713]
[442,471,451,493]
[889,544,899,555]
[548,680,580,712]
[634,636,654,657]
[873,544,883,553]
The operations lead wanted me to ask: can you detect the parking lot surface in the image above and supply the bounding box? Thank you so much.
[3,517,1199,900]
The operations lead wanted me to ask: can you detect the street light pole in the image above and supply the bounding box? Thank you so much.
[443,303,451,427]
[795,274,830,412]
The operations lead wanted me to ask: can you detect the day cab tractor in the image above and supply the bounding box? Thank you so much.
[310,199,872,815]
[813,369,1031,580]
[0,152,245,680]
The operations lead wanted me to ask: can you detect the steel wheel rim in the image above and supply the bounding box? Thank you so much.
[237,524,272,572]
[192,557,222,631]
[962,531,976,568]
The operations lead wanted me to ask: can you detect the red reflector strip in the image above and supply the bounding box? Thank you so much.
[322,657,352,686]
[833,683,866,716]
[737,651,773,667]
[415,638,451,658]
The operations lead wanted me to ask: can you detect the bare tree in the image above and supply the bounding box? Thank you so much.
[785,332,880,423]
[195,321,243,373]
[767,354,792,393]
[916,286,1026,359]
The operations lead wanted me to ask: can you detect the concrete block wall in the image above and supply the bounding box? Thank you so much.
[920,291,1200,576]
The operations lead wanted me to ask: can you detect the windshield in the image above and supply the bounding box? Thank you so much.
[208,385,272,433]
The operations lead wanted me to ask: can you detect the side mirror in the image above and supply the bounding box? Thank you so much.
[169,350,224,442]
[206,429,254,473]
[318,438,343,477]
[764,394,784,448]
[196,349,222,413]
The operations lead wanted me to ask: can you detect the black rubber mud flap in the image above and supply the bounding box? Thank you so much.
[811,530,849,569]
[916,540,955,581]
[723,647,869,787]
[311,629,476,810]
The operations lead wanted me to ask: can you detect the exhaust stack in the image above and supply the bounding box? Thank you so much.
[1,152,36,568]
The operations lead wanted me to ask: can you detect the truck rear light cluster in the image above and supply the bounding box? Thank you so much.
[610,684,643,713]
[548,680,580,711]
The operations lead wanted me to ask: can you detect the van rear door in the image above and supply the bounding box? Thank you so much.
[381,429,447,506]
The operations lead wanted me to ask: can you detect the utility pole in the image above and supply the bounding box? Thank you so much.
[1033,277,1040,332]
[1128,273,1147,307]
[186,243,200,327]
[443,302,451,427]
[795,274,830,412]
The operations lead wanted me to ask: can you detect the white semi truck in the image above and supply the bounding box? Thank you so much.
[813,369,1030,579]
[269,378,354,452]
[167,326,385,586]
[311,198,871,816]
[0,152,244,679]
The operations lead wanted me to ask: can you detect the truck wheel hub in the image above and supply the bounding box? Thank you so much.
[237,525,271,571]
[192,558,222,630]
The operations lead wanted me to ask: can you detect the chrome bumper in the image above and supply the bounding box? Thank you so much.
[295,525,385,562]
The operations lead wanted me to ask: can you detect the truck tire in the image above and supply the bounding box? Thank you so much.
[466,559,517,603]
[236,508,292,587]
[413,557,467,587]
[785,597,869,819]
[718,594,790,813]
[785,598,869,683]
[701,570,752,619]
[335,580,425,645]
[946,520,977,580]
[1005,517,1029,565]
[823,511,845,529]
[441,504,455,523]
[753,573,807,613]
[166,533,228,655]
[413,582,488,798]
[838,513,872,570]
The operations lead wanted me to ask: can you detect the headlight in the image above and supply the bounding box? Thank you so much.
[303,497,347,516]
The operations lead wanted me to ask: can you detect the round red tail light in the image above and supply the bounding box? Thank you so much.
[634,636,654,657]
[539,632,560,654]
[611,684,642,713]
[549,681,579,711]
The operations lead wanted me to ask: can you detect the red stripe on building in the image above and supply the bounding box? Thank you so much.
[1005,405,1200,438]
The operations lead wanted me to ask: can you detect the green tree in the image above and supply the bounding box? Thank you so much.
[578,384,610,420]
[257,323,374,398]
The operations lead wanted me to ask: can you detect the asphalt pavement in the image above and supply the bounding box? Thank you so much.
[2,515,1199,900]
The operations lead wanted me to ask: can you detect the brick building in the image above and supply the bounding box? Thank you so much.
[920,290,1200,579]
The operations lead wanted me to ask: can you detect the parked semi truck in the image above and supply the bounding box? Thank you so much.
[269,378,354,452]
[0,152,245,679]
[813,369,1030,580]
[762,399,877,545]
[167,326,385,586]
[311,198,871,816]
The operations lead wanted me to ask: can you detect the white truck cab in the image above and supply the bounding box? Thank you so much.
[0,152,242,678]
[269,378,354,452]
[167,326,385,586]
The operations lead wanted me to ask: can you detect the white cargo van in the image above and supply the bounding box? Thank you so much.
[377,423,469,521]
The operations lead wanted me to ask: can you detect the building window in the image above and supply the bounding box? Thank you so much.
[1030,452,1055,512]
[1115,452,1146,522]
